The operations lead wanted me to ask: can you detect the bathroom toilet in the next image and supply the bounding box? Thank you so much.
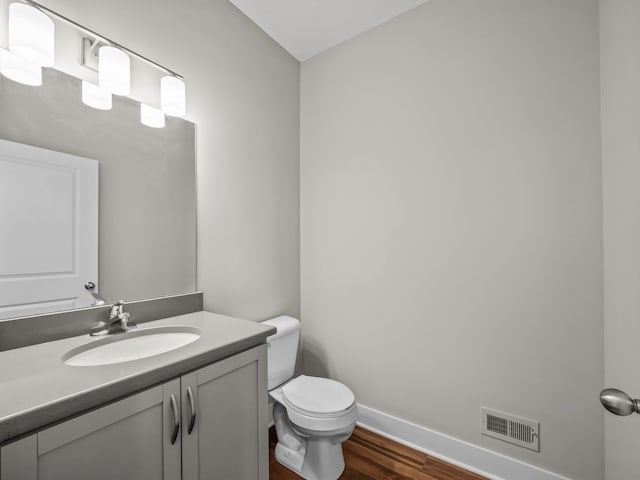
[262,316,357,480]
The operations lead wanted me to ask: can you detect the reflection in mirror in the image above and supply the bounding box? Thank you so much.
[0,140,98,319]
[0,69,197,320]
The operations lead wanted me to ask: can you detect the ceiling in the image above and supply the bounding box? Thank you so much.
[229,0,429,62]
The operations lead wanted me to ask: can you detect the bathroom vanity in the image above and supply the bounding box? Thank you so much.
[0,311,275,480]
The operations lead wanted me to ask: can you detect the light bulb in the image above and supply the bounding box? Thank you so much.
[140,104,165,128]
[0,48,42,86]
[160,76,186,117]
[82,81,112,110]
[98,46,130,95]
[9,3,55,67]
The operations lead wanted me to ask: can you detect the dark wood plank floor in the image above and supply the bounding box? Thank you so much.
[269,426,487,480]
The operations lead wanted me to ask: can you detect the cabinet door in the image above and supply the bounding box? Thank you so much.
[182,345,268,480]
[1,379,182,480]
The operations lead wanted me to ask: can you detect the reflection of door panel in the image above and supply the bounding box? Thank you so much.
[0,139,98,320]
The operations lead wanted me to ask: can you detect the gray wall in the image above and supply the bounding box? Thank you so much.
[35,0,301,321]
[600,1,640,478]
[300,1,603,478]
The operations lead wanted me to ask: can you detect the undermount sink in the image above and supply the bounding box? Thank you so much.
[63,326,201,367]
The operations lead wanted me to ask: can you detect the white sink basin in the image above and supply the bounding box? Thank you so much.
[63,326,201,367]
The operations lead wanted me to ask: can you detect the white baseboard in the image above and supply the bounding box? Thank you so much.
[356,404,572,480]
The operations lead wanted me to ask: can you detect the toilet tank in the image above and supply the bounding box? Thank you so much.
[261,315,300,390]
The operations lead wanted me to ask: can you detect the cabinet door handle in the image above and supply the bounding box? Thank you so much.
[187,386,196,434]
[170,394,180,444]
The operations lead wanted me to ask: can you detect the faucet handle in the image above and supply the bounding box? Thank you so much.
[109,300,125,317]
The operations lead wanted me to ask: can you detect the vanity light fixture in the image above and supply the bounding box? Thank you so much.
[98,46,130,96]
[81,80,112,110]
[8,3,55,67]
[0,47,42,86]
[1,0,186,127]
[160,76,186,117]
[140,103,165,128]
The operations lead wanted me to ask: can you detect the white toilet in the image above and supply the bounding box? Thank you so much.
[262,315,357,480]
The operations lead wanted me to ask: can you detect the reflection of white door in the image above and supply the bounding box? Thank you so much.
[0,139,98,320]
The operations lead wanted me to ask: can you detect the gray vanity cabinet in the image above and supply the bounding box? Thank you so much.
[0,345,268,480]
[181,345,268,480]
[1,379,182,480]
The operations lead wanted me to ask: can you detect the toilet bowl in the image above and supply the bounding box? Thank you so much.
[262,316,357,480]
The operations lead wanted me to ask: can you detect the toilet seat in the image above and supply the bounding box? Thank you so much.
[282,375,355,415]
[271,375,358,433]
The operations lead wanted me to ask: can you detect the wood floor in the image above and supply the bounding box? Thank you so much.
[269,426,487,480]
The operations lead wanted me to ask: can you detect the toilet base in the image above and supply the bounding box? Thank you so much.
[272,402,349,480]
[302,437,346,480]
[275,441,305,475]
[274,439,345,480]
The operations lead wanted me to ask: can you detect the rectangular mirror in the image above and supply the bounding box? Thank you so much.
[0,68,197,320]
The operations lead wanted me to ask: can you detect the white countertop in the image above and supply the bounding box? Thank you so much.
[0,310,275,444]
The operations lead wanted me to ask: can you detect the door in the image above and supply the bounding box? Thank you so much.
[0,139,98,319]
[181,345,268,480]
[600,0,640,478]
[0,380,182,480]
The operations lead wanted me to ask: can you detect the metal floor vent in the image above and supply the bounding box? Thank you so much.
[481,408,539,452]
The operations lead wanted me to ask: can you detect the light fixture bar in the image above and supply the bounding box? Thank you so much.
[18,0,183,80]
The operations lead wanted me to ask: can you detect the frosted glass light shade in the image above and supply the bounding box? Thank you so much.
[160,76,186,117]
[0,48,41,86]
[98,46,130,95]
[9,3,55,67]
[82,81,112,110]
[140,104,165,128]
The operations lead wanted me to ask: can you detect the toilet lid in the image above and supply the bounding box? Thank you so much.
[282,375,355,415]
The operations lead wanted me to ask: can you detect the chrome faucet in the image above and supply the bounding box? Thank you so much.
[90,300,136,336]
